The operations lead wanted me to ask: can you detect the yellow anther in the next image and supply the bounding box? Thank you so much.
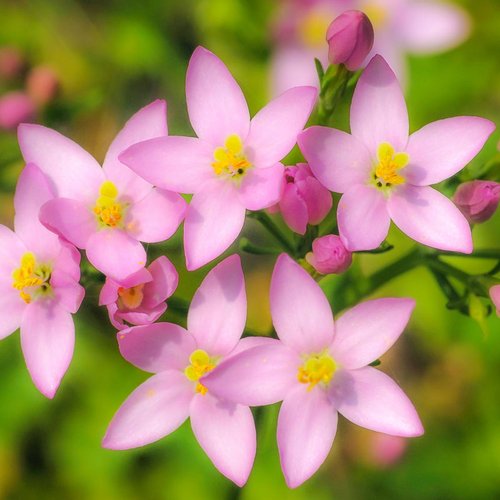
[184,349,216,395]
[99,180,119,198]
[117,284,145,310]
[211,134,252,180]
[93,181,125,228]
[12,252,52,303]
[297,352,336,391]
[372,142,409,189]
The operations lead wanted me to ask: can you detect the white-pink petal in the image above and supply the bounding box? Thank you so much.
[0,285,25,340]
[238,164,285,211]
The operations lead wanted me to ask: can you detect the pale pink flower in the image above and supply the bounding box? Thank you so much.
[18,100,186,281]
[453,180,500,224]
[120,47,316,270]
[99,256,178,330]
[203,254,423,488]
[489,285,500,316]
[0,164,83,398]
[103,255,265,486]
[299,56,495,252]
[306,234,352,274]
[0,91,36,130]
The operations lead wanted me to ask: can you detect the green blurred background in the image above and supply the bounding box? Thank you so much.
[0,0,499,498]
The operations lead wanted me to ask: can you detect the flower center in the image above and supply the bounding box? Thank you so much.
[371,142,409,190]
[299,10,333,48]
[117,284,145,310]
[93,181,125,228]
[212,135,252,181]
[297,351,336,391]
[362,2,389,29]
[184,349,216,395]
[12,252,52,304]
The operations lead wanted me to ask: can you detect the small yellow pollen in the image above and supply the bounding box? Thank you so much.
[211,134,252,180]
[184,349,216,395]
[372,142,409,189]
[117,284,145,310]
[297,352,336,391]
[93,181,125,228]
[11,252,52,303]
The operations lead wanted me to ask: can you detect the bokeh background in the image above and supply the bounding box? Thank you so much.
[1,0,500,498]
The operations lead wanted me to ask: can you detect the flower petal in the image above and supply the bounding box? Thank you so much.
[331,298,415,369]
[280,183,308,234]
[271,254,334,353]
[202,343,299,406]
[278,384,337,488]
[51,269,84,314]
[0,225,26,277]
[332,367,424,437]
[186,46,250,146]
[119,136,214,194]
[298,126,371,193]
[102,370,193,450]
[118,323,196,373]
[387,185,472,253]
[86,230,147,280]
[142,256,178,308]
[127,188,186,243]
[103,100,168,202]
[404,117,495,186]
[17,124,105,203]
[238,163,285,211]
[337,185,390,251]
[20,301,74,398]
[0,284,25,340]
[190,394,256,487]
[350,55,408,155]
[245,86,317,167]
[184,180,245,271]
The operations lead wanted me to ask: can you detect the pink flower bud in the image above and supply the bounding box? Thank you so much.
[326,10,374,71]
[0,91,36,130]
[489,285,500,316]
[0,47,24,79]
[26,66,60,106]
[369,433,408,468]
[279,163,332,234]
[453,180,500,224]
[306,234,352,275]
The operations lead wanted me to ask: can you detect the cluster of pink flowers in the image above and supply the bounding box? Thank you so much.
[0,13,497,487]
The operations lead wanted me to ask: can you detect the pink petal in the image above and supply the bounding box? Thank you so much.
[300,176,333,224]
[190,394,256,486]
[39,198,96,249]
[86,230,147,281]
[404,117,495,186]
[114,305,167,330]
[245,86,317,167]
[51,269,85,314]
[337,185,390,251]
[271,254,334,353]
[54,241,82,282]
[350,55,408,156]
[278,385,337,488]
[127,188,186,243]
[387,185,472,253]
[298,126,371,193]
[238,163,285,211]
[0,285,25,340]
[184,180,245,271]
[102,370,193,450]
[142,256,178,308]
[331,298,415,369]
[20,301,74,398]
[14,164,60,260]
[17,124,105,203]
[280,183,308,234]
[186,46,250,147]
[119,136,214,194]
[202,343,299,406]
[118,323,196,373]
[103,100,168,202]
[332,367,424,437]
[0,220,28,278]
[226,336,282,358]
[188,255,246,356]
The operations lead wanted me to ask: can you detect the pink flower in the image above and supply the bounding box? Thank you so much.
[489,285,500,316]
[203,254,423,488]
[298,56,495,253]
[277,163,332,234]
[453,180,500,224]
[18,100,186,281]
[0,164,83,398]
[103,255,264,486]
[0,91,36,130]
[306,234,352,274]
[120,47,317,270]
[327,10,374,70]
[99,256,178,330]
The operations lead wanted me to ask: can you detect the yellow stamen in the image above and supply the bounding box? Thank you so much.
[372,142,409,189]
[12,252,52,303]
[93,181,125,228]
[297,352,336,391]
[184,349,216,395]
[117,284,145,310]
[211,134,252,180]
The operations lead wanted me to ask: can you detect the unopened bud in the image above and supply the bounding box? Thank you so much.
[306,234,352,275]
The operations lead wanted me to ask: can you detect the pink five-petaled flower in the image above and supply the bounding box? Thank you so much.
[120,46,317,270]
[17,100,186,281]
[298,55,495,253]
[102,255,260,486]
[202,254,423,488]
[99,255,178,330]
[0,164,83,398]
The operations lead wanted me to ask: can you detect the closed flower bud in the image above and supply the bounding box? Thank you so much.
[306,234,352,275]
[453,180,500,224]
[0,91,35,130]
[326,10,374,71]
[279,163,332,234]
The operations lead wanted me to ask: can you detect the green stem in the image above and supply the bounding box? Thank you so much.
[239,237,280,256]
[438,249,500,260]
[248,211,296,255]
[425,257,470,284]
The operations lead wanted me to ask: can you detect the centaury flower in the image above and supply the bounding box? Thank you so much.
[299,55,495,252]
[203,254,423,488]
[18,100,186,281]
[120,47,317,270]
[103,255,264,486]
[0,164,83,398]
